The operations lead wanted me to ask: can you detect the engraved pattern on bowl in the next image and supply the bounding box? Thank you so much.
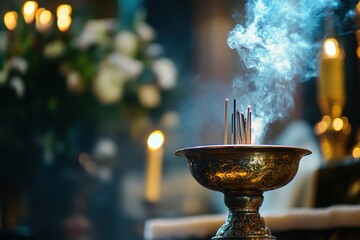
[175,145,311,193]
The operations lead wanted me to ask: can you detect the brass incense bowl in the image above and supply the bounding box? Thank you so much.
[175,145,311,239]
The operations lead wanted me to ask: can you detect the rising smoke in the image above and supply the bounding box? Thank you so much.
[228,0,340,142]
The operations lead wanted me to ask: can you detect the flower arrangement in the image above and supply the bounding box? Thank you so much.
[0,5,179,168]
[64,18,178,105]
[59,16,179,137]
[0,3,180,237]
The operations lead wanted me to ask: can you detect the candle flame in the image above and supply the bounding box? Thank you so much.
[57,4,72,17]
[353,146,360,158]
[57,15,71,32]
[147,130,165,150]
[22,1,38,24]
[4,11,18,31]
[323,38,340,58]
[56,4,72,32]
[332,117,344,131]
[39,9,52,25]
[35,8,53,31]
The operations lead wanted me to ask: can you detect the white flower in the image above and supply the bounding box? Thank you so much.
[9,76,25,98]
[44,40,66,58]
[93,138,118,159]
[73,19,117,49]
[135,22,155,42]
[96,167,113,182]
[107,53,143,78]
[9,57,28,74]
[152,58,177,90]
[66,71,84,93]
[161,111,180,129]
[145,43,163,57]
[137,84,161,108]
[93,64,127,104]
[114,31,138,57]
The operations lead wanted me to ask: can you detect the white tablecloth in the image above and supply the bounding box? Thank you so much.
[144,205,360,239]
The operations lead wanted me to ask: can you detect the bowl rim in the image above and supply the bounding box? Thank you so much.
[175,144,312,158]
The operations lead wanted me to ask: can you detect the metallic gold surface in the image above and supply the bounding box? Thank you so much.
[175,145,311,239]
[316,82,351,162]
[315,115,351,162]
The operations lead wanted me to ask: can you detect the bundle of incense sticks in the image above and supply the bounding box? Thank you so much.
[223,99,251,144]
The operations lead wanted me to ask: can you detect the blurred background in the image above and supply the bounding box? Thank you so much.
[0,0,359,239]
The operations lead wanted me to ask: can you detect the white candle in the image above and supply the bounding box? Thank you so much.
[145,130,165,203]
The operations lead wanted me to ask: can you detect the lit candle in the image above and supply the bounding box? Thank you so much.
[145,130,165,203]
[22,1,38,24]
[4,11,18,31]
[57,4,72,17]
[57,4,72,32]
[57,15,72,32]
[318,38,345,116]
[35,8,53,32]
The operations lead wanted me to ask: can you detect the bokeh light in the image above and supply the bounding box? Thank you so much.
[22,1,38,23]
[332,118,344,131]
[323,38,340,58]
[147,130,165,150]
[57,4,72,17]
[4,11,18,31]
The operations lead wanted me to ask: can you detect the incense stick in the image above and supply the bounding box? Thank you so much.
[233,99,236,144]
[241,112,246,144]
[222,98,252,145]
[247,106,251,144]
[224,99,228,144]
[231,113,234,144]
[237,110,241,144]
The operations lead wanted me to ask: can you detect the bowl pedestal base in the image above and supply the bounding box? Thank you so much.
[212,192,276,240]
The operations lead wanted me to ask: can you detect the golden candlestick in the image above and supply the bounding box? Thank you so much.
[316,38,351,163]
[176,145,311,239]
[318,38,345,117]
[354,1,360,59]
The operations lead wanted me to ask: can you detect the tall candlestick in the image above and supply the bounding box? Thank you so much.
[316,37,351,163]
[145,130,165,203]
[318,38,345,117]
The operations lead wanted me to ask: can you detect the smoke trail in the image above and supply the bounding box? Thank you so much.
[228,0,340,142]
